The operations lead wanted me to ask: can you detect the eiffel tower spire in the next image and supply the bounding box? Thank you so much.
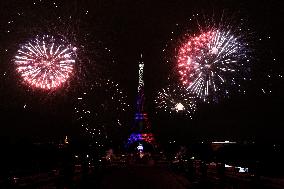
[138,54,144,93]
[137,53,145,113]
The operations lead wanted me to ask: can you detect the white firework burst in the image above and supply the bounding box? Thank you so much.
[155,85,197,118]
[14,35,76,90]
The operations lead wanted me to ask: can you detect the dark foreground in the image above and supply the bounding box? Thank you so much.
[97,166,282,189]
[3,164,282,189]
[99,166,190,189]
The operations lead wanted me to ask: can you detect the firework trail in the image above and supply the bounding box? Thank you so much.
[74,79,129,148]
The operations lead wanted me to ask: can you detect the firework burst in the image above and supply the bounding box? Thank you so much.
[14,35,77,90]
[177,27,250,102]
[160,12,253,103]
[155,85,197,118]
[3,0,115,95]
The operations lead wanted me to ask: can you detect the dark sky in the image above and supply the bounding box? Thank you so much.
[0,0,283,144]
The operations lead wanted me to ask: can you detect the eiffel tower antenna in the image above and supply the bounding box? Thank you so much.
[137,53,145,113]
[138,53,144,92]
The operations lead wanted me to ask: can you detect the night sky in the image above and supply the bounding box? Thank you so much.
[0,0,283,145]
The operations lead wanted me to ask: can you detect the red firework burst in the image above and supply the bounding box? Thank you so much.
[178,30,216,86]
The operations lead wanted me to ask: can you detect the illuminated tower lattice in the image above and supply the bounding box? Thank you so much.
[126,54,157,151]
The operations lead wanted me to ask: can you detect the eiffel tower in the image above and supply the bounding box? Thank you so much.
[126,54,157,152]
